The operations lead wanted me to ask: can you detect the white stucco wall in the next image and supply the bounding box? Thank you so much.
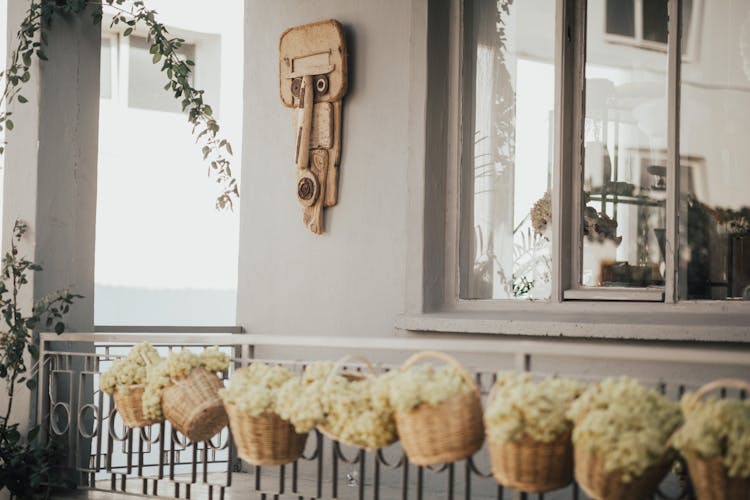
[238,0,750,345]
[238,0,412,338]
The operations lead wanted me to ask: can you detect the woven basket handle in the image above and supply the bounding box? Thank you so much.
[323,354,378,391]
[401,351,477,389]
[688,378,750,411]
[139,351,152,366]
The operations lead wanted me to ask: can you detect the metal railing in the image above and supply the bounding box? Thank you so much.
[37,332,750,499]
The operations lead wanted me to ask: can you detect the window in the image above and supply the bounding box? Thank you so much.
[460,0,556,300]
[604,0,699,57]
[100,33,116,100]
[432,0,750,316]
[128,35,195,113]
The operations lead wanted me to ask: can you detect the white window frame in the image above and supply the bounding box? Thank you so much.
[100,31,119,101]
[398,0,750,342]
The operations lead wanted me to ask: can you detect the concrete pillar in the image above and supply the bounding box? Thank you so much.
[1,0,99,451]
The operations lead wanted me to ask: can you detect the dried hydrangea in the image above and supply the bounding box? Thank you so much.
[219,363,294,417]
[99,342,161,395]
[672,394,750,478]
[276,362,333,434]
[531,191,552,236]
[164,346,229,379]
[484,372,584,444]
[142,360,169,420]
[141,347,229,420]
[322,375,396,449]
[371,363,474,414]
[276,362,396,449]
[567,377,681,483]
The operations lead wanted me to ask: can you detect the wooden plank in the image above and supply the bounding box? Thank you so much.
[324,101,342,207]
[302,149,329,234]
[552,0,578,301]
[295,102,333,150]
[665,0,683,303]
[568,0,588,293]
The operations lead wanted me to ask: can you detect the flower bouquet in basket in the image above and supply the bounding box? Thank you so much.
[99,342,163,428]
[220,363,308,465]
[372,351,484,466]
[276,356,397,451]
[567,377,682,500]
[672,379,750,500]
[145,347,229,442]
[484,372,584,493]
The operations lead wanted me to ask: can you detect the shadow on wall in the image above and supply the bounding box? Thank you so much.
[94,284,236,326]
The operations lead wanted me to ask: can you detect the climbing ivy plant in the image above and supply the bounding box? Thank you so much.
[0,0,238,210]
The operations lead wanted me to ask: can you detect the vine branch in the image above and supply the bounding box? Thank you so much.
[0,0,239,210]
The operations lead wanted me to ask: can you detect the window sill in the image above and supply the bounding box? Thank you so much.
[394,305,750,343]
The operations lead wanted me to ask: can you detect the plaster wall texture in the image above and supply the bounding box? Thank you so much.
[237,0,748,377]
[238,0,412,339]
[1,0,99,447]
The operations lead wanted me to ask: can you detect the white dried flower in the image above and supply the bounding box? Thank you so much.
[567,377,681,483]
[485,372,584,444]
[672,394,750,478]
[219,363,294,417]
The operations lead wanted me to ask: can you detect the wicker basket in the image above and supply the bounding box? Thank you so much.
[394,351,484,466]
[225,403,308,466]
[488,431,573,493]
[574,445,674,500]
[112,384,160,428]
[316,355,398,450]
[682,379,750,500]
[162,367,228,442]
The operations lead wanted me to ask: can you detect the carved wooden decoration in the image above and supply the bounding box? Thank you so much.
[279,20,347,234]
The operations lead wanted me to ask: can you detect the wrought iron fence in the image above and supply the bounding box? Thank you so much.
[37,332,750,499]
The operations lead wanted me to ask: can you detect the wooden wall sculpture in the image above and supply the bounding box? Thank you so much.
[279,20,348,234]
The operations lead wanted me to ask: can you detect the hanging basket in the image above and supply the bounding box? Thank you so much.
[112,384,160,428]
[574,445,674,500]
[316,354,397,450]
[162,367,228,442]
[682,379,750,500]
[225,403,308,466]
[393,351,484,466]
[485,384,573,493]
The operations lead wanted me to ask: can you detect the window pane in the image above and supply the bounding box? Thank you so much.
[128,35,195,113]
[581,1,668,289]
[100,37,112,100]
[461,0,556,300]
[680,1,750,300]
[606,0,635,38]
[642,0,669,44]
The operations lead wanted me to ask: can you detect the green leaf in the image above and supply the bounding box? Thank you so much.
[27,424,40,442]
[26,378,36,390]
[6,120,13,131]
[54,322,65,334]
[124,27,133,37]
[17,95,28,103]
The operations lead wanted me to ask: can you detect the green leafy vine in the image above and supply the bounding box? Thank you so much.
[0,0,238,210]
[0,220,81,498]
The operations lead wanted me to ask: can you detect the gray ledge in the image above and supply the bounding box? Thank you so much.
[394,309,750,344]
